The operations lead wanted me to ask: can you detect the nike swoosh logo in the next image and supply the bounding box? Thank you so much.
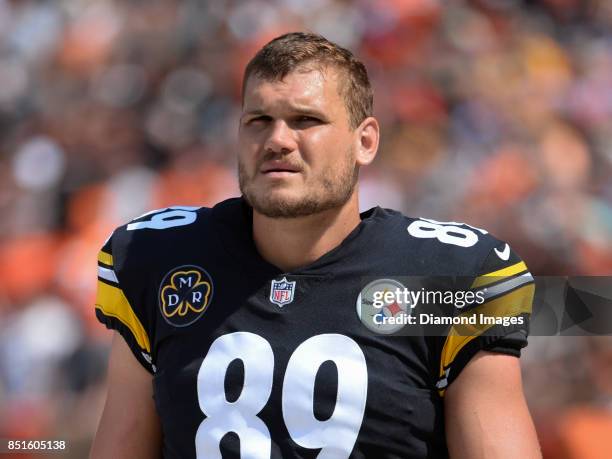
[494,243,511,261]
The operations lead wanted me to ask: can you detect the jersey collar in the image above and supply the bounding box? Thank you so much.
[212,197,386,278]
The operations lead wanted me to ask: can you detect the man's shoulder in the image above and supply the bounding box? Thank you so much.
[372,208,517,275]
[110,206,209,256]
[103,198,244,270]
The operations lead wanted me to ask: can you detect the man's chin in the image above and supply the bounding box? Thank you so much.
[242,190,322,219]
[241,174,357,219]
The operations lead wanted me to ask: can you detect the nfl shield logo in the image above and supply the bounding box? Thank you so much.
[269,277,296,307]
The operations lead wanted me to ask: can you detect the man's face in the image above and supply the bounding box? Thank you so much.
[238,66,359,218]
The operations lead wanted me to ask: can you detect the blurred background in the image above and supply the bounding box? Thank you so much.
[0,0,610,457]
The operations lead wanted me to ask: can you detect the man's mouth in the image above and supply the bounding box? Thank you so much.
[260,170,300,179]
[260,162,302,175]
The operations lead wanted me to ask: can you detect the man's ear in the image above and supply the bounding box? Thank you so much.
[355,117,380,166]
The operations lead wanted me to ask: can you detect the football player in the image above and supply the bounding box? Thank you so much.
[90,33,541,458]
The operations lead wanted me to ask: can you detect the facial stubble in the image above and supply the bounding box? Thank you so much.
[238,148,358,218]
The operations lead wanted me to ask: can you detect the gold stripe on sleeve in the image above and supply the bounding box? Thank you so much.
[98,250,114,267]
[95,280,151,353]
[438,283,534,390]
[471,261,527,289]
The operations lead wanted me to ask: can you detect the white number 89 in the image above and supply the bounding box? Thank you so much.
[407,218,487,248]
[195,332,368,458]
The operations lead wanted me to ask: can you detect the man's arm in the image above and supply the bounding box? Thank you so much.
[444,351,541,459]
[90,332,162,459]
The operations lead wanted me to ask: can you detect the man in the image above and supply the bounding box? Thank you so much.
[90,32,541,458]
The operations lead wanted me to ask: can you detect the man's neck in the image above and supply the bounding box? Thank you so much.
[252,194,362,272]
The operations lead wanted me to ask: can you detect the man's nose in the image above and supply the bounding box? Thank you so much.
[263,120,296,154]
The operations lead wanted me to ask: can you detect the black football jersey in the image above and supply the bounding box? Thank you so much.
[94,197,534,459]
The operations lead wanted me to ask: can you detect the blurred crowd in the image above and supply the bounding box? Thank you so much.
[0,0,610,457]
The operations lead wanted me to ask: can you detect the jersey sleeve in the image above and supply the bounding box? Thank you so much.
[94,231,155,374]
[435,243,534,396]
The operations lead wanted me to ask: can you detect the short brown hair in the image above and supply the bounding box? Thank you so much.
[242,32,373,129]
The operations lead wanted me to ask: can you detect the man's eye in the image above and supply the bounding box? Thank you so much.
[296,116,320,124]
[247,116,272,124]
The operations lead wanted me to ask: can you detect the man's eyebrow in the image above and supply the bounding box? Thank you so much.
[243,107,327,118]
[290,107,327,118]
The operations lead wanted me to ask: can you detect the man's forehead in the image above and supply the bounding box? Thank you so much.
[243,66,343,109]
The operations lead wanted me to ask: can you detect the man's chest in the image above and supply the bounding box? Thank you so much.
[150,273,446,458]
